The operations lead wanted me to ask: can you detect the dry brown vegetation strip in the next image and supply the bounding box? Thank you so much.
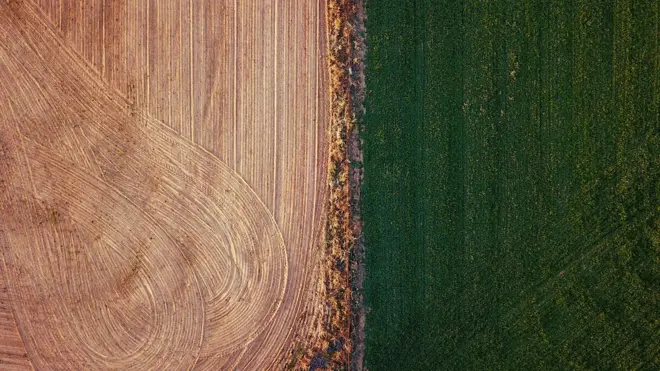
[286,0,364,369]
[0,0,328,369]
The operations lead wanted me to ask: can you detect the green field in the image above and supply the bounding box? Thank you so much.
[362,0,659,369]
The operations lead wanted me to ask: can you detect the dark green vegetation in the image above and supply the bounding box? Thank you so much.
[362,0,659,369]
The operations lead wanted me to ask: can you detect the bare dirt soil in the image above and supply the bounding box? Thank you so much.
[0,0,328,369]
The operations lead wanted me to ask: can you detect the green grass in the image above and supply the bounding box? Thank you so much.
[362,1,660,369]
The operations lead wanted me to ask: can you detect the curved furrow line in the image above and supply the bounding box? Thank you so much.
[0,143,204,370]
[0,1,287,369]
[2,0,331,369]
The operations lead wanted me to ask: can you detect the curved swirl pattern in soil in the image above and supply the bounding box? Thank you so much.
[0,0,327,369]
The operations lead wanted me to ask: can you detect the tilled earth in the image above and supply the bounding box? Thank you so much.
[0,0,329,369]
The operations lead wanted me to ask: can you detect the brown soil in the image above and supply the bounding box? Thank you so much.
[0,0,328,369]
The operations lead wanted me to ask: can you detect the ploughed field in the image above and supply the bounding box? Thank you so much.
[0,1,328,369]
[363,0,659,370]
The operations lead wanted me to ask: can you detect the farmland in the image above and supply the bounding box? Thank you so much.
[363,0,659,370]
[0,0,330,369]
